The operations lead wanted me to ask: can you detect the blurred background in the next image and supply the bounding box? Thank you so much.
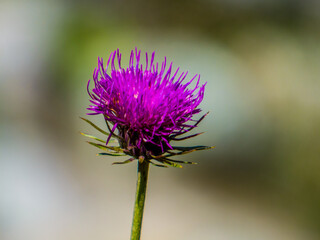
[1,0,320,239]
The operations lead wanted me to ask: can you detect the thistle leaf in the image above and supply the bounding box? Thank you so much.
[150,153,167,159]
[112,158,135,165]
[80,132,106,143]
[105,146,126,153]
[80,117,109,135]
[87,141,125,153]
[151,154,197,164]
[172,145,215,152]
[87,141,109,151]
[162,159,183,168]
[97,152,126,157]
[163,146,215,157]
[149,161,168,168]
[165,159,197,165]
[150,146,214,164]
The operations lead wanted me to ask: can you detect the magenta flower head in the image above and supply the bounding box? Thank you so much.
[81,48,214,240]
[82,48,213,168]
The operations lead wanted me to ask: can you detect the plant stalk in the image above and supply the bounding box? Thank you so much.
[130,160,150,240]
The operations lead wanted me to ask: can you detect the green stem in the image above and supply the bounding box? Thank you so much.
[130,160,150,240]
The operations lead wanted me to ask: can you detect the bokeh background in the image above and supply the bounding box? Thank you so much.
[1,0,320,239]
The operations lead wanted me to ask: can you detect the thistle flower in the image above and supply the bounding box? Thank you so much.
[81,48,213,240]
[83,48,212,167]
